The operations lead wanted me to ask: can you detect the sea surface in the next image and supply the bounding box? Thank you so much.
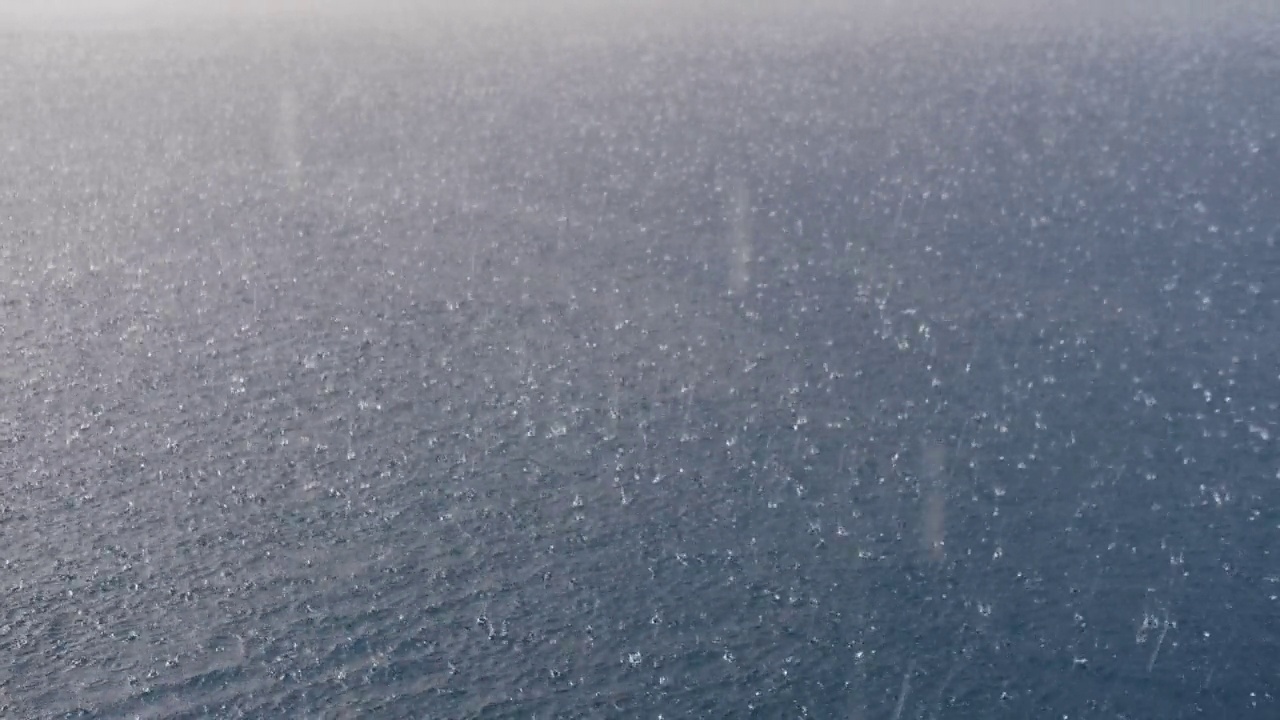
[1,2,1279,717]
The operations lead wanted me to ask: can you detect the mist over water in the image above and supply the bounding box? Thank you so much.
[2,1,1278,717]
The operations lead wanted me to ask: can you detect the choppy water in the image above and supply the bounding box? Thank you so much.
[2,3,1278,717]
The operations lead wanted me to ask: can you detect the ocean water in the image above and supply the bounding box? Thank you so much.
[1,3,1278,717]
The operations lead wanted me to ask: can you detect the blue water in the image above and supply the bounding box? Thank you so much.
[1,3,1278,717]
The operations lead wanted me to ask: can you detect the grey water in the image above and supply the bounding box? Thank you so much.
[1,1,1278,717]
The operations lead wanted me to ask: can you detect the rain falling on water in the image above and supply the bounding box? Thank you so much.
[0,0,1278,717]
